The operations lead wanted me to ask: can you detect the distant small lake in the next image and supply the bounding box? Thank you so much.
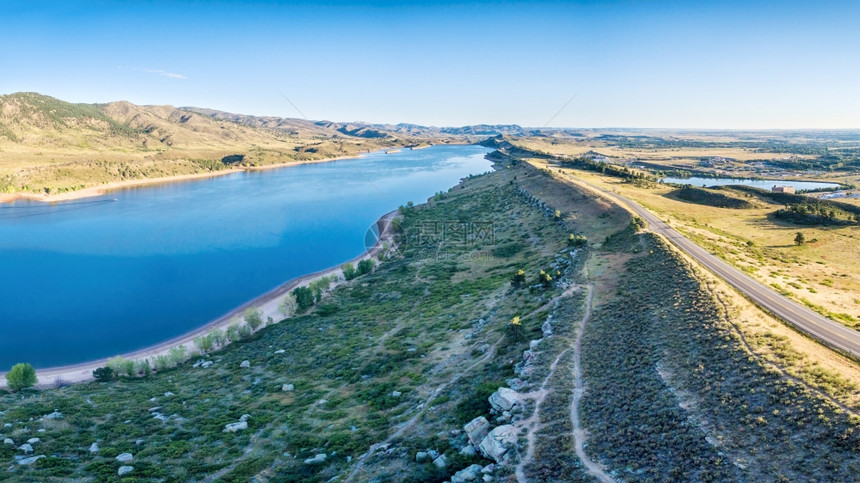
[0,145,493,368]
[661,177,840,191]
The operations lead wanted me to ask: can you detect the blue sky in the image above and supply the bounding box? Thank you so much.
[1,0,858,128]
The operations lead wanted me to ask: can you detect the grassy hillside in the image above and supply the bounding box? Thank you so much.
[0,93,410,195]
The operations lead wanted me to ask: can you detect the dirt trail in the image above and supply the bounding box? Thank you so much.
[570,284,615,483]
[344,334,507,482]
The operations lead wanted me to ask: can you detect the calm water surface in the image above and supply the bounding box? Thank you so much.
[661,176,840,191]
[0,145,493,368]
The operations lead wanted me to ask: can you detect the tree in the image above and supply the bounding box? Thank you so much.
[342,263,357,281]
[568,233,587,248]
[293,286,315,311]
[226,321,241,342]
[512,269,526,287]
[506,316,524,342]
[795,232,806,246]
[135,359,151,377]
[279,294,297,317]
[92,366,116,382]
[5,363,37,391]
[244,308,264,330]
[357,259,375,276]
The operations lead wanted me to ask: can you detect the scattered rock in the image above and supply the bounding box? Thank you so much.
[148,407,162,413]
[318,399,328,406]
[3,438,13,445]
[115,452,134,463]
[201,361,213,369]
[304,453,327,464]
[43,410,63,420]
[427,449,440,459]
[89,442,99,453]
[415,451,429,462]
[27,438,40,445]
[281,384,295,392]
[541,320,553,336]
[135,439,145,445]
[274,349,285,354]
[464,416,490,446]
[391,391,402,397]
[460,445,477,456]
[505,378,526,391]
[17,455,45,465]
[240,360,251,368]
[118,466,134,476]
[478,425,517,462]
[164,392,175,397]
[482,464,495,473]
[482,475,493,482]
[451,464,483,482]
[488,388,519,412]
[223,421,248,432]
[239,414,250,422]
[529,339,541,350]
[18,443,33,453]
[432,454,448,468]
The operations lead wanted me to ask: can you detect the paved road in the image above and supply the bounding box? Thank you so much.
[570,175,860,359]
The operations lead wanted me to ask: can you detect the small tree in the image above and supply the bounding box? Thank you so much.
[135,359,151,377]
[279,295,297,317]
[238,324,252,340]
[342,263,357,281]
[244,308,264,330]
[293,286,315,312]
[357,259,375,275]
[195,334,214,353]
[512,269,526,287]
[168,346,187,367]
[5,363,37,391]
[506,316,524,342]
[153,355,170,371]
[92,366,116,382]
[794,232,806,246]
[226,321,241,342]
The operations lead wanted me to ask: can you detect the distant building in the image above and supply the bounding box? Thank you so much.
[772,185,796,194]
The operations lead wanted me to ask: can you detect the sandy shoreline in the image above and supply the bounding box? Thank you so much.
[0,210,400,388]
[0,153,366,205]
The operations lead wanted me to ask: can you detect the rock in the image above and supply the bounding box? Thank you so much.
[240,414,251,422]
[529,339,541,350]
[478,425,517,462]
[201,361,213,368]
[115,452,133,463]
[89,442,99,453]
[482,464,495,473]
[464,416,490,446]
[27,438,40,445]
[451,464,483,482]
[135,439,145,445]
[541,320,553,336]
[460,445,477,456]
[274,349,285,354]
[3,423,11,428]
[3,438,13,445]
[506,378,526,391]
[240,360,250,368]
[18,443,33,453]
[43,410,63,420]
[281,384,294,392]
[223,421,248,432]
[17,455,45,465]
[482,475,493,482]
[427,449,439,459]
[118,466,134,476]
[304,453,327,464]
[164,392,175,397]
[391,391,402,397]
[318,399,328,405]
[432,454,448,468]
[488,388,519,412]
[415,451,429,462]
[148,406,162,413]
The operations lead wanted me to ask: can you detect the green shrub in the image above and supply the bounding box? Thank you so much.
[5,363,37,391]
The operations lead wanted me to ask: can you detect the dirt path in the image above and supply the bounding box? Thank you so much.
[344,334,507,482]
[569,284,615,483]
[514,346,572,482]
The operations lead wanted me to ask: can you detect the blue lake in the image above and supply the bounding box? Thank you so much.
[661,177,840,191]
[0,145,493,368]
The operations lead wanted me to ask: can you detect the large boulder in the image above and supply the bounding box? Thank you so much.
[478,425,517,462]
[118,466,134,476]
[463,416,490,446]
[432,454,448,468]
[223,421,247,432]
[488,387,519,412]
[115,453,133,463]
[304,453,327,464]
[451,464,484,482]
[17,455,45,465]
